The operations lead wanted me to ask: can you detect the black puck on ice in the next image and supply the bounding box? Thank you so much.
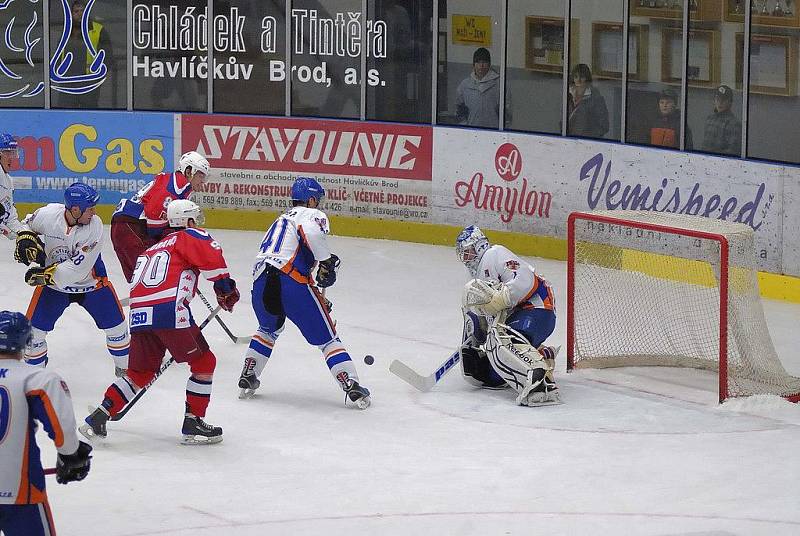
[364,354,375,365]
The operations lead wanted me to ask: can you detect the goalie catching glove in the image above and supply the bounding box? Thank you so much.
[213,277,240,312]
[316,254,340,288]
[25,263,57,287]
[14,230,46,266]
[462,278,513,316]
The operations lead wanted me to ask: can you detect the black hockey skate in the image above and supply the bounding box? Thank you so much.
[344,381,371,410]
[181,415,223,445]
[238,372,260,400]
[79,407,110,441]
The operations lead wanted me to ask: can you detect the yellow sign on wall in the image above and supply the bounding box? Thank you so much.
[452,15,492,47]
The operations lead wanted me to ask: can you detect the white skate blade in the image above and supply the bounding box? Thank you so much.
[180,434,223,445]
[352,395,371,410]
[521,390,563,407]
[238,387,257,400]
[78,422,106,443]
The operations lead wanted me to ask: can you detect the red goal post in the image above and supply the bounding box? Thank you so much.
[567,210,800,403]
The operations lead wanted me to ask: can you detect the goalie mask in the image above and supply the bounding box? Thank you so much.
[456,225,490,274]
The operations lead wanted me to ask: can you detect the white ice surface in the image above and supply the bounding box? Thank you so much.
[2,228,799,536]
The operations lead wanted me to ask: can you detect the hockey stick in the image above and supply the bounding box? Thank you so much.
[44,467,56,475]
[389,350,461,392]
[108,304,223,422]
[196,289,250,344]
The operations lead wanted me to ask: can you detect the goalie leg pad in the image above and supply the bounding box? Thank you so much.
[483,323,559,405]
[460,346,506,389]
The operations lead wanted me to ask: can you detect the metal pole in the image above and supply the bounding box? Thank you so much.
[561,1,571,136]
[360,0,367,120]
[207,0,213,113]
[679,0,690,151]
[285,0,292,116]
[431,0,438,125]
[741,0,751,158]
[499,0,507,131]
[620,2,630,143]
[43,0,50,109]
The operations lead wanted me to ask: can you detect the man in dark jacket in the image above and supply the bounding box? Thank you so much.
[567,64,609,139]
[648,89,692,150]
[702,85,742,156]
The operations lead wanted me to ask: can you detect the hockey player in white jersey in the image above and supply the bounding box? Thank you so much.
[237,177,370,408]
[456,225,560,406]
[0,133,25,240]
[14,183,130,376]
[0,311,92,536]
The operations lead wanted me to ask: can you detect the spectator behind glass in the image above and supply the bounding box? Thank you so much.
[567,64,609,139]
[702,85,742,156]
[647,89,692,150]
[54,0,115,109]
[455,47,511,129]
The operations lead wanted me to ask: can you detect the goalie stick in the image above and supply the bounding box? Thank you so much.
[389,351,461,392]
[103,304,223,422]
[196,289,250,344]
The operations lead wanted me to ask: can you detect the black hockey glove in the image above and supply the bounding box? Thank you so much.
[56,441,93,485]
[14,230,46,266]
[316,254,340,288]
[25,263,57,287]
[0,203,6,221]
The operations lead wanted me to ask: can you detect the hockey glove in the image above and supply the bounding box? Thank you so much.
[56,441,92,485]
[214,277,240,312]
[0,203,6,221]
[25,263,57,287]
[316,254,340,288]
[14,230,46,266]
[463,279,513,316]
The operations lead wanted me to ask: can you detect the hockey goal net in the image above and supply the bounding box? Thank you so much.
[567,210,800,403]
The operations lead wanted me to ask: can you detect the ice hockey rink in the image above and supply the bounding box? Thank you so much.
[2,227,799,536]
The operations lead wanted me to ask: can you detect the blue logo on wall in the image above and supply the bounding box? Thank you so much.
[0,0,107,99]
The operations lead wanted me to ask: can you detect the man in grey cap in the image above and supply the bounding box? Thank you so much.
[702,85,742,156]
[455,47,511,128]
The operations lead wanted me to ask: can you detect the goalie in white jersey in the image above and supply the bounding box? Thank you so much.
[456,225,560,406]
[0,133,25,240]
[237,177,371,408]
[13,183,129,376]
[0,311,92,536]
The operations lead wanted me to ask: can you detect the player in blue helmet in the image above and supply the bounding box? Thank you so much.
[456,225,561,406]
[0,309,93,534]
[14,182,130,377]
[0,310,32,353]
[237,176,370,408]
[291,176,325,203]
[64,182,100,226]
[0,132,24,239]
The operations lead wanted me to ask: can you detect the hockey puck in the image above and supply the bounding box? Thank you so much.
[364,354,375,365]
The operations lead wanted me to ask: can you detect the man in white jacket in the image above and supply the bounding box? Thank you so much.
[0,133,25,239]
[455,48,512,129]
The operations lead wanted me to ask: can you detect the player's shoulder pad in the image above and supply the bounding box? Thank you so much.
[184,227,213,241]
[26,367,71,396]
[304,207,330,234]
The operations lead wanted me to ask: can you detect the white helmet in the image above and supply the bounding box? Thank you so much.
[167,199,204,228]
[178,151,210,178]
[456,225,490,273]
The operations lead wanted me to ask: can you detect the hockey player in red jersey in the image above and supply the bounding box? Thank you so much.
[110,151,210,282]
[0,311,92,536]
[80,200,240,444]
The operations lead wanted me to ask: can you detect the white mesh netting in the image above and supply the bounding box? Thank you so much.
[569,210,800,401]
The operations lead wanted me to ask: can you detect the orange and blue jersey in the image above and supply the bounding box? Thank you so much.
[0,359,80,505]
[251,206,333,284]
[474,245,556,313]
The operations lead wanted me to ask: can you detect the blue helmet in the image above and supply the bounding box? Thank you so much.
[291,177,325,203]
[64,182,100,211]
[0,133,17,151]
[0,311,32,353]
